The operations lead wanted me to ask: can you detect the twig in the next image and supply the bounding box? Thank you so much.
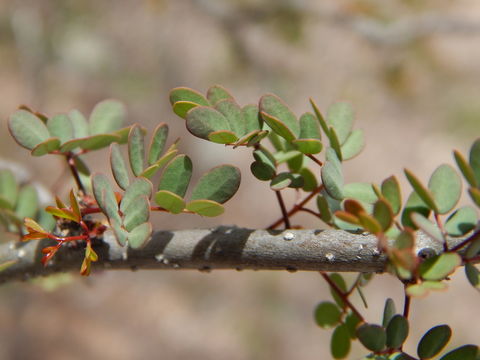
[275,191,291,229]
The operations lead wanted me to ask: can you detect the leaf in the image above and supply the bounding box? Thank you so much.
[186,106,231,140]
[45,206,79,222]
[0,170,18,208]
[89,99,126,135]
[123,195,150,231]
[417,325,451,359]
[293,112,322,154]
[128,124,145,177]
[293,139,323,155]
[469,187,480,208]
[419,252,461,281]
[8,110,50,150]
[110,219,128,246]
[428,164,462,214]
[259,94,299,140]
[110,143,130,190]
[453,150,477,187]
[270,172,294,191]
[191,165,240,203]
[328,127,343,161]
[382,298,397,327]
[469,138,480,185]
[331,324,351,359]
[31,137,61,156]
[243,104,262,134]
[406,281,447,297]
[356,323,387,352]
[215,99,245,136]
[411,213,444,243]
[69,109,89,138]
[140,150,179,179]
[46,113,74,144]
[299,167,318,192]
[327,102,354,144]
[120,177,153,213]
[466,237,480,259]
[69,190,81,220]
[344,182,378,204]
[382,176,402,215]
[321,161,344,200]
[24,217,47,234]
[73,156,90,175]
[465,263,480,289]
[329,273,347,308]
[374,199,394,231]
[186,199,224,217]
[170,87,209,110]
[404,169,438,213]
[91,173,119,222]
[207,85,234,105]
[154,190,185,214]
[316,195,332,223]
[439,345,479,360]
[314,301,342,329]
[207,130,238,144]
[341,129,364,160]
[61,134,120,152]
[127,222,152,249]
[172,101,199,118]
[147,123,168,166]
[401,191,431,229]
[386,315,409,349]
[445,206,477,237]
[157,155,192,197]
[15,185,39,219]
[345,312,361,339]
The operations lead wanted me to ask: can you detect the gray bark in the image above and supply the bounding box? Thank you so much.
[0,226,468,284]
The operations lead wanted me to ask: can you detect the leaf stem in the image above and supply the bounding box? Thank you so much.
[320,272,364,322]
[403,292,411,319]
[275,190,291,229]
[307,154,323,167]
[450,228,480,252]
[267,185,324,229]
[66,154,86,193]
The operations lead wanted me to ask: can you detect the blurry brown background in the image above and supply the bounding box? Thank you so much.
[0,1,479,359]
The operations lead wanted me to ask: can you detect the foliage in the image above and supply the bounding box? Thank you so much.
[1,85,479,359]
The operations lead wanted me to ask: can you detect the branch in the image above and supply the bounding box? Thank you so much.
[0,227,472,284]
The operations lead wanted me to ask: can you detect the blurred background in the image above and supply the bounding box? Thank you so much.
[0,0,479,359]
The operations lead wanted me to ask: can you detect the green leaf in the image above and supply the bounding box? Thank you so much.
[466,237,480,259]
[299,167,318,192]
[469,138,480,185]
[329,273,347,308]
[91,173,119,222]
[123,195,150,231]
[259,94,299,140]
[172,101,199,118]
[31,137,61,156]
[411,213,443,243]
[382,176,402,215]
[251,161,275,181]
[185,199,224,217]
[120,177,153,213]
[344,182,378,204]
[113,126,133,144]
[73,156,90,175]
[465,263,480,289]
[420,252,461,281]
[428,164,462,214]
[309,98,329,135]
[417,325,451,359]
[293,139,323,155]
[191,165,240,203]
[345,312,361,339]
[270,172,293,191]
[469,187,480,208]
[69,109,89,138]
[89,99,126,135]
[274,150,303,164]
[215,99,245,136]
[445,206,477,236]
[110,143,130,190]
[110,219,128,246]
[0,170,18,208]
[386,315,409,349]
[243,104,262,134]
[158,155,192,197]
[316,195,332,224]
[327,102,354,144]
[154,190,185,214]
[61,134,121,152]
[45,206,79,222]
[128,125,145,177]
[439,345,479,360]
[401,191,431,229]
[374,199,394,231]
[404,169,438,213]
[331,324,351,359]
[8,110,50,150]
[170,87,210,110]
[341,129,364,160]
[47,114,73,144]
[15,185,39,219]
[140,149,179,179]
[207,85,234,105]
[453,150,477,187]
[127,222,152,249]
[186,106,231,140]
[356,323,387,352]
[299,112,321,139]
[406,281,447,297]
[207,130,238,144]
[328,127,343,161]
[147,123,169,166]
[314,301,342,329]
[37,208,56,232]
[321,161,344,200]
[382,298,397,328]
